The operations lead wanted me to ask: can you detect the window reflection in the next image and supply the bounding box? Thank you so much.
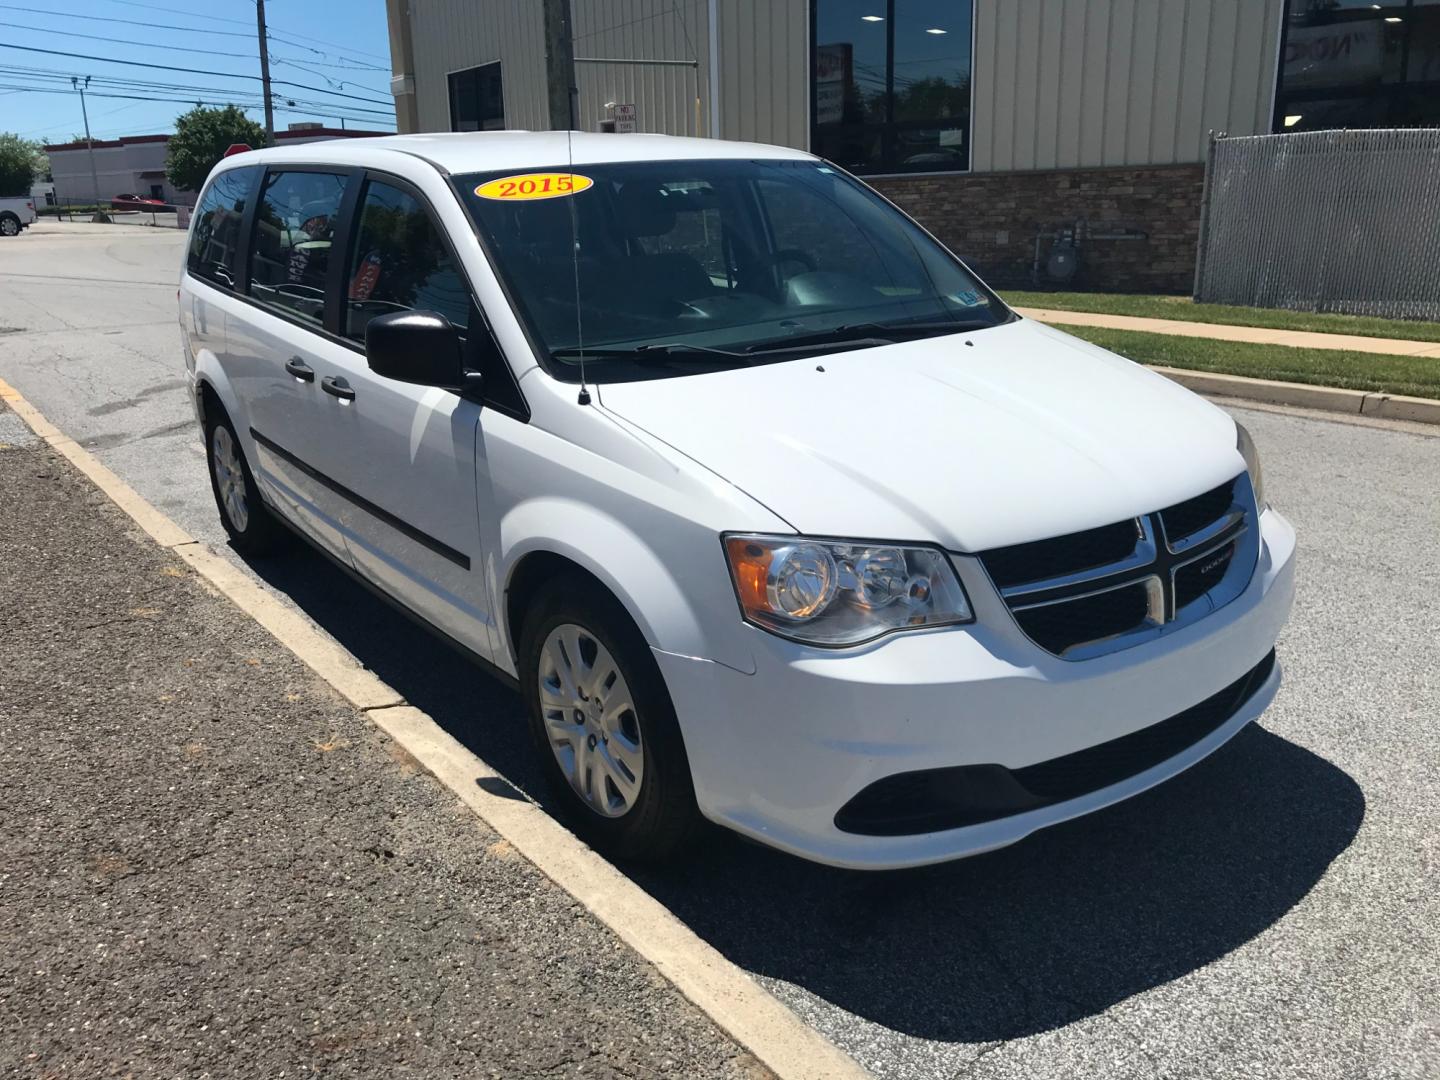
[1277,0,1440,130]
[812,0,973,174]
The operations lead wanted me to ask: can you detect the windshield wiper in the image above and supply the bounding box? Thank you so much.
[832,318,995,339]
[550,337,893,364]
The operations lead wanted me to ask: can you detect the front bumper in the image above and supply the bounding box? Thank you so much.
[655,508,1297,870]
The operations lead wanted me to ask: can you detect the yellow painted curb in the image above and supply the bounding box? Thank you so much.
[0,374,873,1080]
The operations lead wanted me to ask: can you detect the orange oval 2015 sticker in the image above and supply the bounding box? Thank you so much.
[473,173,593,201]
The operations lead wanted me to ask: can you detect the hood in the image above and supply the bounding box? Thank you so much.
[594,319,1243,553]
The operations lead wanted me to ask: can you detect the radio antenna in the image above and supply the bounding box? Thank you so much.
[565,124,590,405]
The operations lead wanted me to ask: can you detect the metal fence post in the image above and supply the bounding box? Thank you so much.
[1192,130,1220,302]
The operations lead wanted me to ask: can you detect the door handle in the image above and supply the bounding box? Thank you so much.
[284,357,315,382]
[321,375,356,401]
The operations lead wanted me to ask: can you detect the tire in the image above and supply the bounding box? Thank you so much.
[519,576,702,862]
[0,214,20,238]
[204,402,290,557]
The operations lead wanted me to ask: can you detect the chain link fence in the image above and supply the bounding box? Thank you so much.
[1194,128,1440,321]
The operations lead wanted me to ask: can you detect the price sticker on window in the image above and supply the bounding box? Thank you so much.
[473,173,593,201]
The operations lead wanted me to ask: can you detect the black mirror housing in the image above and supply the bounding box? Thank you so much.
[364,310,472,391]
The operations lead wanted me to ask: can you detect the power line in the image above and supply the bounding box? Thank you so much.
[0,4,258,38]
[0,3,391,69]
[0,42,393,105]
[5,19,267,60]
[99,0,392,61]
[1,83,394,129]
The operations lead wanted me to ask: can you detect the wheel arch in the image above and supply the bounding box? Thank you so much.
[498,499,742,675]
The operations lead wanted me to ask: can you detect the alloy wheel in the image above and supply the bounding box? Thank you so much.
[538,623,644,818]
[210,425,249,532]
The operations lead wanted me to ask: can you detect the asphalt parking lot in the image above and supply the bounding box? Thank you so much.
[2,227,1436,1079]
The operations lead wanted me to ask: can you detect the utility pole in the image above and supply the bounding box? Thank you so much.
[255,0,276,146]
[71,76,109,223]
[542,0,577,130]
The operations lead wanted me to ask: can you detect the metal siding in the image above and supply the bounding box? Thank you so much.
[408,0,547,132]
[719,0,806,149]
[972,0,1281,169]
[406,0,711,137]
[571,0,710,137]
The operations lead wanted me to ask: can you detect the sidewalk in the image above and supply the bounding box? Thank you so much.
[1012,306,1440,358]
[0,404,763,1079]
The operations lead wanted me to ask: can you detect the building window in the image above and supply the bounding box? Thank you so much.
[449,62,505,132]
[1275,0,1440,131]
[811,0,974,175]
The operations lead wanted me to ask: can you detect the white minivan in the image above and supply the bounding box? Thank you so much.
[179,133,1295,870]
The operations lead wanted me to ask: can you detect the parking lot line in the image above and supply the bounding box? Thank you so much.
[0,374,872,1080]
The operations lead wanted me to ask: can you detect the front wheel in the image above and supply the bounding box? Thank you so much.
[204,406,289,557]
[519,577,702,862]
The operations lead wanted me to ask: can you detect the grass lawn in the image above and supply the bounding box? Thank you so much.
[1004,290,1440,345]
[1064,326,1440,400]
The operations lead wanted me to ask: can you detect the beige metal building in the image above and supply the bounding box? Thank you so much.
[386,0,1440,291]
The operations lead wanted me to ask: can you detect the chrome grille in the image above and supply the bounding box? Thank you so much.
[978,474,1259,659]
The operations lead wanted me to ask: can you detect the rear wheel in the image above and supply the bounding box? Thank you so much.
[519,576,702,861]
[204,404,289,557]
[0,214,20,238]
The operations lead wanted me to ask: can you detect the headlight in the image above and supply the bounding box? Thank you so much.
[723,534,973,646]
[1236,422,1267,509]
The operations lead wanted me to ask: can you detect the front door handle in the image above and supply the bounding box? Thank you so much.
[321,375,356,401]
[284,357,315,382]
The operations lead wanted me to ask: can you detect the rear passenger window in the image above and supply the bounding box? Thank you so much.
[187,166,258,289]
[248,170,349,326]
[345,180,471,341]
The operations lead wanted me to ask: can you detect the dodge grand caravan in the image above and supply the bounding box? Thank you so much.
[179,133,1296,869]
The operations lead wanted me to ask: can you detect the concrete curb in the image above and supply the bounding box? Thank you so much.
[1149,366,1440,425]
[0,376,873,1080]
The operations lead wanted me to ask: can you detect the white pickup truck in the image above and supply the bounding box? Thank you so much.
[0,196,38,237]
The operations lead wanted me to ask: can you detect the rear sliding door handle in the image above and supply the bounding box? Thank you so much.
[321,375,356,401]
[284,357,315,382]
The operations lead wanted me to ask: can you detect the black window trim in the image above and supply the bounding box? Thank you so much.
[344,166,530,423]
[186,162,262,291]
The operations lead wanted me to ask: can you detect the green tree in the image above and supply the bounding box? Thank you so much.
[0,133,46,196]
[165,105,264,193]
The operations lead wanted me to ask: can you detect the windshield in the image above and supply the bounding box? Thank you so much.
[456,158,1010,382]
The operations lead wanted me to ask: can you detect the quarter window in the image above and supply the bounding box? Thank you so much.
[248,170,349,327]
[187,165,258,289]
[345,179,471,341]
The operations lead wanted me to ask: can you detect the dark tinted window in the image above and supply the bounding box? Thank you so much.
[449,62,505,131]
[812,0,974,174]
[247,170,348,326]
[187,165,257,289]
[345,179,471,341]
[1277,0,1440,130]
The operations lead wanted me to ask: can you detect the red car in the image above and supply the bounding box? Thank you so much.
[111,193,170,210]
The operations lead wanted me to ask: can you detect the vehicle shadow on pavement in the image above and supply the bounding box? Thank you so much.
[244,544,1364,1046]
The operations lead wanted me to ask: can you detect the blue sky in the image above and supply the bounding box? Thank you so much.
[2,0,394,145]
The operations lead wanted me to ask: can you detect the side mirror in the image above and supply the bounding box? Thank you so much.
[364,310,475,391]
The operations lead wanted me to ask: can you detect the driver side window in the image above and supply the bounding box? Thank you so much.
[248,169,348,326]
[344,179,471,342]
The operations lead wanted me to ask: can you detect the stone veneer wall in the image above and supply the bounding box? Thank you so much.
[870,164,1206,295]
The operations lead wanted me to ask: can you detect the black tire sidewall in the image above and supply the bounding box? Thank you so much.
[519,579,699,861]
[0,215,19,237]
